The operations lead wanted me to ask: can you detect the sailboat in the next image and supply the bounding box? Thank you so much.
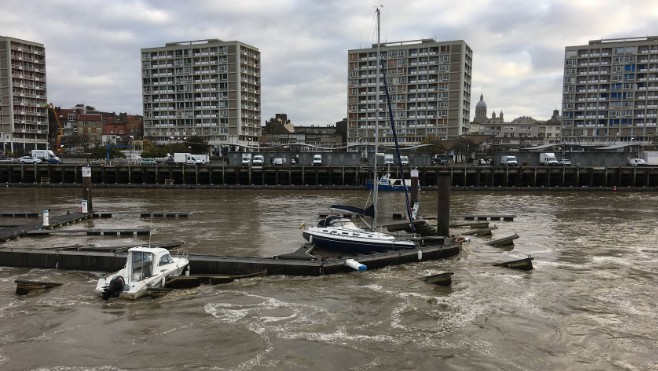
[302,7,417,253]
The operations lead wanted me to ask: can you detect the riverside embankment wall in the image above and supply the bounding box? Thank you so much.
[1,164,658,189]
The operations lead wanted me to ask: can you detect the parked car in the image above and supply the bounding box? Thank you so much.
[140,157,157,165]
[0,157,16,163]
[20,156,41,164]
[628,158,648,166]
[558,158,572,166]
[432,154,450,165]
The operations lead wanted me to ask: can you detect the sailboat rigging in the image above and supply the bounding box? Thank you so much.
[301,6,418,253]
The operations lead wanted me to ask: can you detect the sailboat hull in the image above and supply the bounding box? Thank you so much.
[303,228,416,253]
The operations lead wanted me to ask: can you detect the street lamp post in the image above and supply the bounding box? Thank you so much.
[129,135,134,164]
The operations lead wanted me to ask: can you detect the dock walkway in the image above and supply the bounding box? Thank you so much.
[0,213,92,243]
[0,242,461,276]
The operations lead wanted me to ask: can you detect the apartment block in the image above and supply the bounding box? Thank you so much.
[347,38,472,148]
[562,37,658,147]
[0,36,48,154]
[141,39,261,150]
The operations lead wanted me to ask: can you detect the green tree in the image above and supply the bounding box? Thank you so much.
[140,140,169,158]
[88,145,126,160]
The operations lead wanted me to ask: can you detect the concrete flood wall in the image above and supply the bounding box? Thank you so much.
[1,163,658,188]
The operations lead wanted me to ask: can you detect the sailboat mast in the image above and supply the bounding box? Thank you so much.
[372,6,382,231]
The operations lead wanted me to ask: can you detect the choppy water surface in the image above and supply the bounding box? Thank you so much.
[0,188,657,370]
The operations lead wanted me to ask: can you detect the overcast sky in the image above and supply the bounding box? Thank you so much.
[3,0,658,125]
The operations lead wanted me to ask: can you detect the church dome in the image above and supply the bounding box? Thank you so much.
[475,94,487,108]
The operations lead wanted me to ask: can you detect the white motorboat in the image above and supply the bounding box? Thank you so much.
[96,246,189,300]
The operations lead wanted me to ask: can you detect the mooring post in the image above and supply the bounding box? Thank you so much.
[410,168,419,205]
[436,173,450,236]
[81,166,93,214]
[42,209,49,227]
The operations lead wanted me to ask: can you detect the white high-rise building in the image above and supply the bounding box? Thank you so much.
[0,36,48,154]
[562,37,658,147]
[141,39,261,151]
[347,38,472,148]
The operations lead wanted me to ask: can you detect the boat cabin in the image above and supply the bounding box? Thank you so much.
[126,247,176,283]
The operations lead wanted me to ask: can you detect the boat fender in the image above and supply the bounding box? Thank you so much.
[454,236,466,244]
[345,259,367,272]
[102,276,125,301]
[417,249,423,260]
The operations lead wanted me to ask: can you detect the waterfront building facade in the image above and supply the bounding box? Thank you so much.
[0,36,48,154]
[259,114,344,151]
[347,38,472,148]
[140,39,261,151]
[562,37,658,148]
[470,94,562,149]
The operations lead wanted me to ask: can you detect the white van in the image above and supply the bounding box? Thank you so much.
[312,154,323,166]
[252,154,265,166]
[241,153,252,166]
[400,155,409,165]
[384,154,394,165]
[500,155,518,166]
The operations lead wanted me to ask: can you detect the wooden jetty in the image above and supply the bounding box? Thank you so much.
[26,228,151,237]
[487,233,520,247]
[449,221,490,228]
[422,272,454,286]
[0,212,92,243]
[164,269,268,289]
[89,212,190,219]
[461,225,498,236]
[460,214,515,221]
[492,257,534,271]
[15,280,64,295]
[0,242,461,277]
[0,212,40,218]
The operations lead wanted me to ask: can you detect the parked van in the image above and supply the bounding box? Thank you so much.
[241,153,252,166]
[272,157,285,165]
[628,158,648,166]
[500,155,518,166]
[400,155,409,165]
[312,154,323,166]
[384,154,394,165]
[252,154,265,166]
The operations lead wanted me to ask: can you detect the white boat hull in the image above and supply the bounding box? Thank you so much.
[303,220,416,253]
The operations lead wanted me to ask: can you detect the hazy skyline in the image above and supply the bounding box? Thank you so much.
[3,0,658,124]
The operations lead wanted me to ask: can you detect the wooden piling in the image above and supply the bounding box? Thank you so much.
[436,173,450,237]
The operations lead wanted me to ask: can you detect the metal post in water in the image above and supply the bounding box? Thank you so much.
[42,209,49,227]
[410,168,419,205]
[81,166,93,214]
[436,173,450,237]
